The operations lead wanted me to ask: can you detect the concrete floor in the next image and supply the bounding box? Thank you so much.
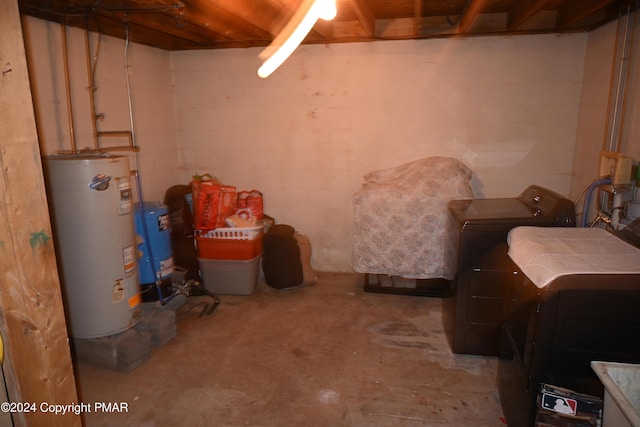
[75,272,505,426]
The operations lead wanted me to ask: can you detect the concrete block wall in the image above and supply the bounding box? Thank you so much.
[24,14,611,273]
[22,17,179,203]
[170,34,587,272]
[571,18,640,222]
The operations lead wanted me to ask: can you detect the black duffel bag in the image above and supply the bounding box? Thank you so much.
[262,224,304,289]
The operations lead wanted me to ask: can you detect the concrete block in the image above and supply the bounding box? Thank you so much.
[73,328,151,372]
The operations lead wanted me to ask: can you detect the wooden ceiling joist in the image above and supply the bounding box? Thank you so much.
[456,0,493,34]
[347,0,376,37]
[414,0,423,36]
[557,0,621,29]
[17,0,636,51]
[507,0,553,31]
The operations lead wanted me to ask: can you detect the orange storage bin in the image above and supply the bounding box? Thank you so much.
[196,233,263,260]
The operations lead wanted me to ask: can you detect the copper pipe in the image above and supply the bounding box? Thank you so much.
[96,130,139,151]
[61,19,77,154]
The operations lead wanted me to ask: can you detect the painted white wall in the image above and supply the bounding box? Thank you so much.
[21,14,595,273]
[570,21,617,220]
[22,16,179,203]
[171,34,587,272]
[617,15,640,163]
[572,15,640,224]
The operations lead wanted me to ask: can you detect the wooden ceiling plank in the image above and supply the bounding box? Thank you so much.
[19,0,241,45]
[102,10,228,44]
[414,0,423,36]
[346,0,375,36]
[94,0,184,16]
[80,11,227,49]
[311,19,335,39]
[556,0,619,28]
[200,0,285,37]
[456,0,494,34]
[507,0,553,31]
[184,0,273,41]
[17,0,632,50]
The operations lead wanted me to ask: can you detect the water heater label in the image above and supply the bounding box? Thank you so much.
[118,180,133,213]
[117,179,133,214]
[112,279,125,303]
[123,245,136,273]
[159,256,174,278]
[128,293,141,308]
[89,174,112,191]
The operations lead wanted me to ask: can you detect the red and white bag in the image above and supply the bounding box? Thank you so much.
[237,190,264,220]
[193,178,237,230]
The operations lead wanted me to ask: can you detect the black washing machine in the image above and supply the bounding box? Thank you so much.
[447,185,575,356]
[498,219,640,427]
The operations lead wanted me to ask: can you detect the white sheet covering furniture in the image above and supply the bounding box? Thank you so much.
[352,156,474,280]
[507,226,640,288]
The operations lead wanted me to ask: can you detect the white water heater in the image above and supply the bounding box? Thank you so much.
[44,153,141,339]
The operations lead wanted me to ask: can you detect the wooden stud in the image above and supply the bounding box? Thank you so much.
[0,1,81,426]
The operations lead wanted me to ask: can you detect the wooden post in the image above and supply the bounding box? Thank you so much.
[0,1,81,426]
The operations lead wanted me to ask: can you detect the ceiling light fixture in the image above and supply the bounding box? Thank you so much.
[257,0,337,78]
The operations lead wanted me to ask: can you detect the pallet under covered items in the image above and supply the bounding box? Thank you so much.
[363,273,453,297]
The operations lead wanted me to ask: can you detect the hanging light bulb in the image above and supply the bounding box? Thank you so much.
[257,0,337,79]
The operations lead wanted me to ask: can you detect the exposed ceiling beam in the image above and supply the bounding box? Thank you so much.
[17,0,633,51]
[456,0,493,34]
[204,0,285,37]
[557,0,620,28]
[183,0,273,41]
[414,0,423,36]
[347,0,375,37]
[508,0,553,31]
[94,9,221,45]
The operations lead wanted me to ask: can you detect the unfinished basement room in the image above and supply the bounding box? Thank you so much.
[2,0,640,426]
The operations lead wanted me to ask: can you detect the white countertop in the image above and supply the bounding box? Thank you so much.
[507,226,640,289]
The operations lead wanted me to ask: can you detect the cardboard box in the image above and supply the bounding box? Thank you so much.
[535,383,602,427]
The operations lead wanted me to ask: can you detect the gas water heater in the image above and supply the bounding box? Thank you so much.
[44,153,141,339]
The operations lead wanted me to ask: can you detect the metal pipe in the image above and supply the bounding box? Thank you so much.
[60,18,77,154]
[602,9,621,151]
[83,19,99,150]
[615,4,639,152]
[123,23,176,305]
[604,4,634,153]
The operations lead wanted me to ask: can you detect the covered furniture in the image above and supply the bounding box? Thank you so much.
[352,156,474,294]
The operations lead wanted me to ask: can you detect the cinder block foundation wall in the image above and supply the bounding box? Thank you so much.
[170,35,587,271]
[25,14,626,273]
[571,19,640,208]
[22,17,179,203]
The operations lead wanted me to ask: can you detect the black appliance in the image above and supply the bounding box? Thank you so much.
[447,185,576,356]
[499,218,640,427]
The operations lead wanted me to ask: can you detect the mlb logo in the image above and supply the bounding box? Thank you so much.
[542,392,578,416]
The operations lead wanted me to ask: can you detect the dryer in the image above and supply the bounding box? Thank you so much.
[447,185,575,356]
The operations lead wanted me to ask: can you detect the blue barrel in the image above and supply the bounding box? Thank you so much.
[134,202,174,287]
